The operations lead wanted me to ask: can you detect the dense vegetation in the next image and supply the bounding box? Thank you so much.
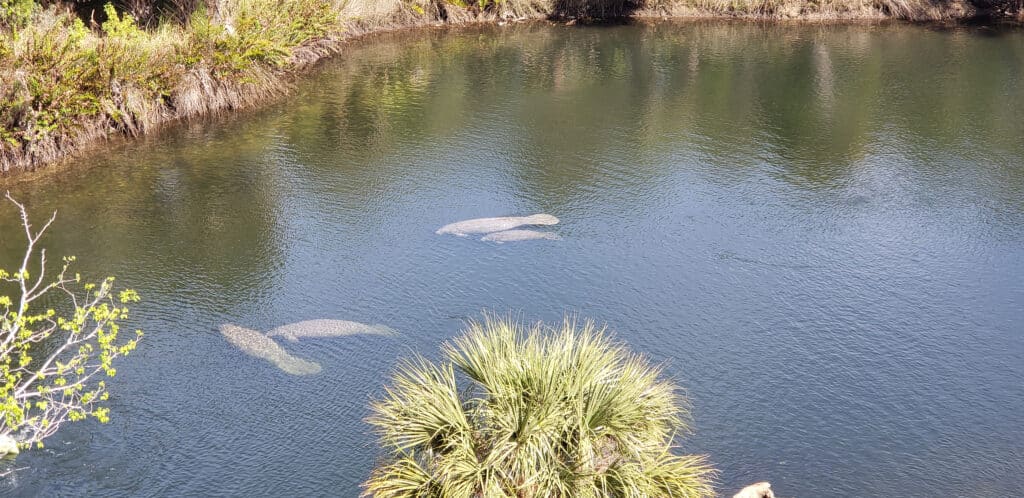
[0,0,339,173]
[365,317,714,497]
[1,0,1020,175]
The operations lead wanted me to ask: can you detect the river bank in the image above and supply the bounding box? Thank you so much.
[1,0,1021,178]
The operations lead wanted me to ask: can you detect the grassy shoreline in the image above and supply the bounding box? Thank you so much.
[1,0,1020,177]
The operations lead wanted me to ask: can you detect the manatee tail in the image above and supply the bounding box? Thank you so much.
[372,324,398,336]
[273,356,322,376]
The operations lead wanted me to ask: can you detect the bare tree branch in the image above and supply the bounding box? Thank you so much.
[0,194,142,450]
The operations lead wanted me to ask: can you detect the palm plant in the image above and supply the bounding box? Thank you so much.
[364,317,715,498]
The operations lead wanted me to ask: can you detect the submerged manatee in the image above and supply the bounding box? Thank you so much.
[266,319,396,342]
[219,324,322,375]
[481,229,561,243]
[0,434,19,458]
[436,214,559,236]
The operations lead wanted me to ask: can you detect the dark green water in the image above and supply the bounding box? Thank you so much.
[1,21,1022,497]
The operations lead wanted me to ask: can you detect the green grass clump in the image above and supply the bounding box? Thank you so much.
[0,6,179,161]
[365,316,715,498]
[0,0,344,172]
[181,0,339,73]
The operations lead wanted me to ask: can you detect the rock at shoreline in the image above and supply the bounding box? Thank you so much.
[733,481,774,498]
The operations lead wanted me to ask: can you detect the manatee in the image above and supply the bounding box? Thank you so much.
[219,324,322,375]
[0,434,19,458]
[481,229,561,243]
[265,319,396,343]
[436,214,559,236]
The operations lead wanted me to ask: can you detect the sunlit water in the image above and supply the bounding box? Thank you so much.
[1,21,1022,497]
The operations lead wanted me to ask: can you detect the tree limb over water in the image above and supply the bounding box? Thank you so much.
[0,193,142,453]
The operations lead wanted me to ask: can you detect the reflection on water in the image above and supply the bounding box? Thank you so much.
[1,21,1023,497]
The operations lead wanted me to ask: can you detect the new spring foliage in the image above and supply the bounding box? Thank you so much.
[0,194,141,450]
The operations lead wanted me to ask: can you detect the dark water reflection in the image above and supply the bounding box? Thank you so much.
[1,21,1022,497]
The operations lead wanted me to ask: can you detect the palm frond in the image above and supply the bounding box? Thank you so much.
[365,316,716,498]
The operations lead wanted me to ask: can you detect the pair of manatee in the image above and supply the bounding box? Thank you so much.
[223,214,560,374]
[436,214,561,242]
[219,319,395,375]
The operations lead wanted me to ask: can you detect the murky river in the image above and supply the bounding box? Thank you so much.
[1,21,1022,497]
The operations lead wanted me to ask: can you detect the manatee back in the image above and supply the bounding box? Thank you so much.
[219,324,322,375]
[436,217,505,235]
[438,214,557,236]
[525,213,559,226]
[267,319,394,339]
[265,319,347,338]
[482,229,561,242]
[220,324,273,353]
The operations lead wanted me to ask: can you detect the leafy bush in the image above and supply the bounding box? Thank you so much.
[0,12,100,147]
[0,0,34,29]
[183,0,339,72]
[0,0,343,167]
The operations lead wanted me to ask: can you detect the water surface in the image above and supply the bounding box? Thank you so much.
[1,21,1023,497]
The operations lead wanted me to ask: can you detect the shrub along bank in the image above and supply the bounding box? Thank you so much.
[0,0,340,173]
[1,0,1020,175]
